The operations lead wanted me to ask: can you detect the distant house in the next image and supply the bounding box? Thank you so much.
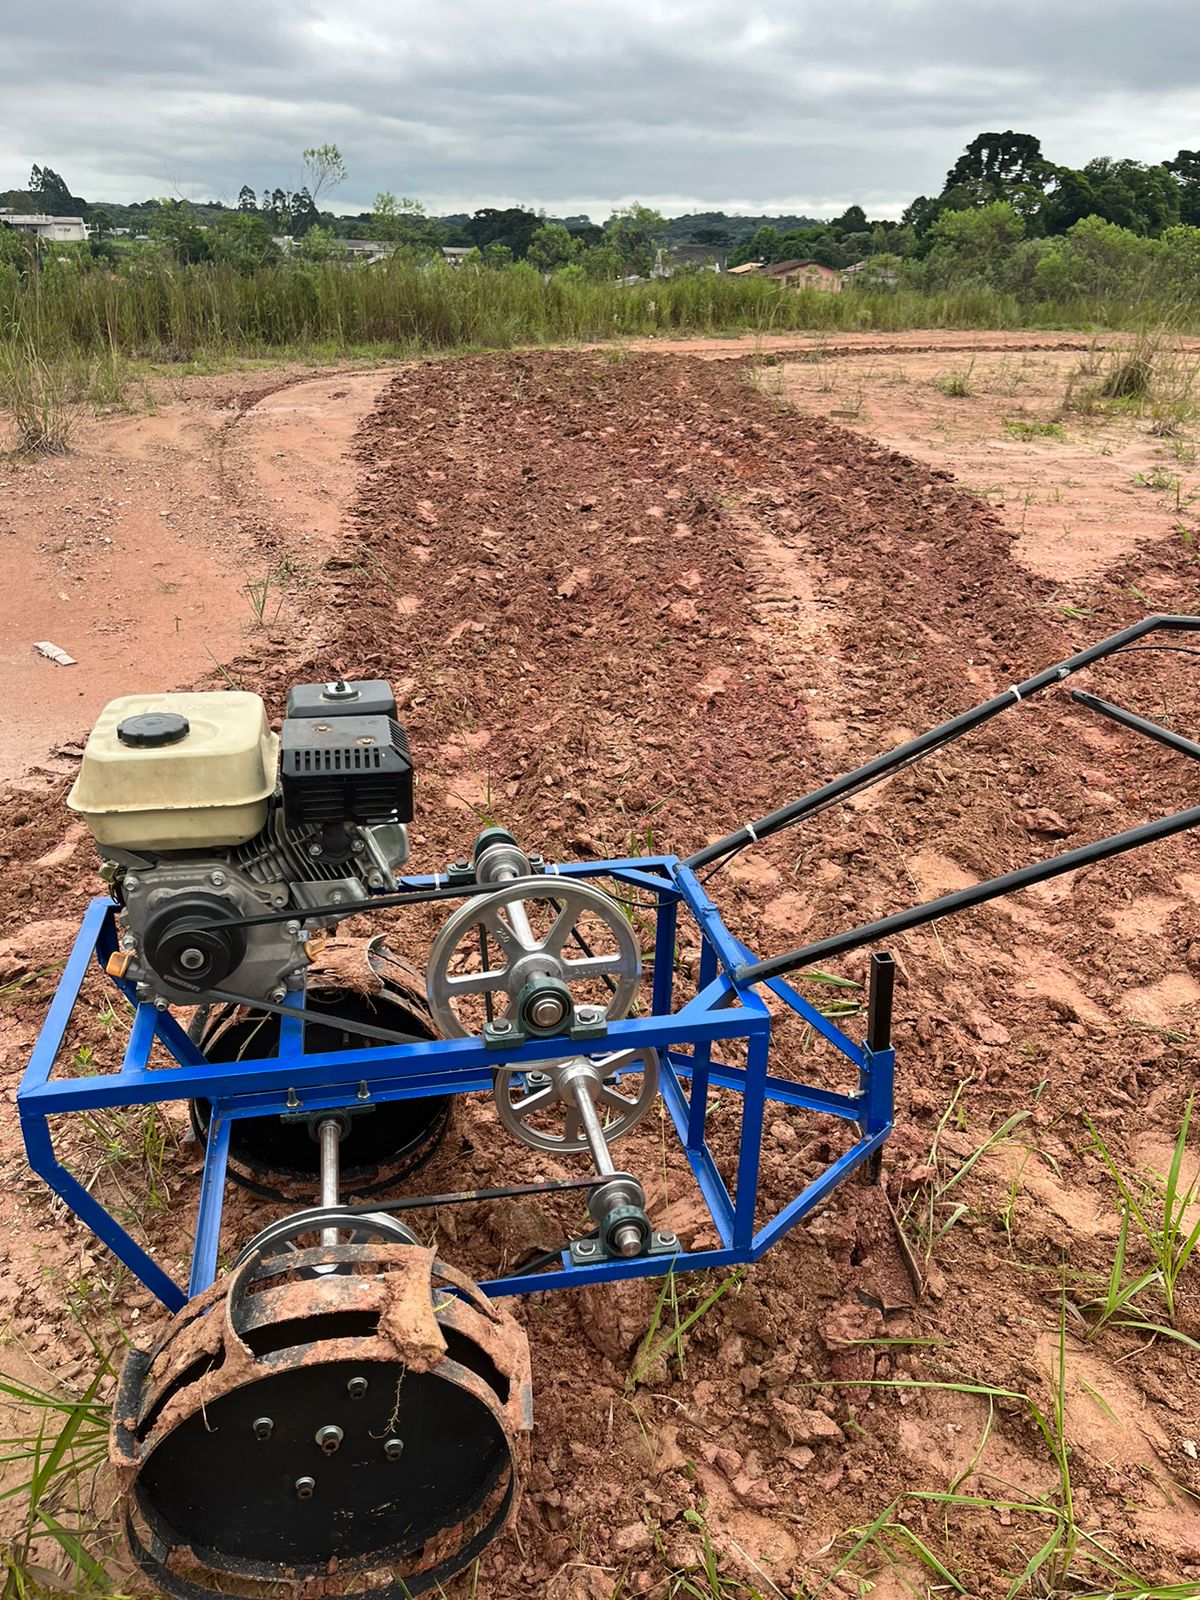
[0,211,88,243]
[760,258,843,293]
[442,246,472,266]
[727,261,764,275]
[651,243,726,278]
[340,238,394,263]
[843,258,899,288]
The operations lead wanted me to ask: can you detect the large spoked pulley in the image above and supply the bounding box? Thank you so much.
[426,875,640,1038]
[114,1239,531,1600]
[189,990,452,1199]
[496,1048,660,1153]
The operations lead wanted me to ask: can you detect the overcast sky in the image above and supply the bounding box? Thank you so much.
[3,0,1196,220]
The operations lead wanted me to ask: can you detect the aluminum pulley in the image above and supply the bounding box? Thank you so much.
[425,875,640,1039]
[494,1048,660,1153]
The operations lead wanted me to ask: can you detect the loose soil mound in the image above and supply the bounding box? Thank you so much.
[1,349,1198,1597]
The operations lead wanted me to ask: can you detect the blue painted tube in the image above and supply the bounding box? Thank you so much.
[189,1113,231,1297]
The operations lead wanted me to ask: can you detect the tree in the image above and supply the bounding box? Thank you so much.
[28,164,79,214]
[237,185,258,212]
[148,200,211,264]
[729,225,782,266]
[831,204,868,236]
[465,206,540,258]
[370,193,433,248]
[301,144,347,205]
[209,212,278,273]
[527,223,577,272]
[945,132,1048,195]
[1033,214,1159,298]
[923,201,1026,287]
[265,187,292,230]
[606,204,666,275]
[89,207,112,240]
[1081,158,1179,235]
[290,186,321,237]
[1164,151,1200,226]
[1040,167,1098,234]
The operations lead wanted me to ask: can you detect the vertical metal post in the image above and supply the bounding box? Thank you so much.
[862,952,896,1181]
[733,1024,770,1249]
[686,936,718,1149]
[651,893,678,1018]
[188,1110,231,1299]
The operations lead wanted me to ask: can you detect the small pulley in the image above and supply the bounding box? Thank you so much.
[425,836,640,1040]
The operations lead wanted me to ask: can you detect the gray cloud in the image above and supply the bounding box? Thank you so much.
[3,0,1195,219]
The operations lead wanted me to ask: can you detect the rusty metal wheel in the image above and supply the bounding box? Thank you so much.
[114,1237,531,1599]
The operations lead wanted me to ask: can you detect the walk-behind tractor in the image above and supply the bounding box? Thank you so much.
[19,615,1200,1596]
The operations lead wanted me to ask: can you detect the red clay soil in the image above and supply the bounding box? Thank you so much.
[1,349,1199,1598]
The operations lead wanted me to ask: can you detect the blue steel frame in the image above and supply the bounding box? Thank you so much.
[18,856,894,1314]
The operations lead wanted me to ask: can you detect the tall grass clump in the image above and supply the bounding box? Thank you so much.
[0,333,76,454]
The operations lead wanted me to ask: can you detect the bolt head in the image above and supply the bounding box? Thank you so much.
[576,1240,597,1257]
[315,1425,344,1455]
[295,1476,316,1499]
[124,875,140,892]
[178,947,205,972]
[491,1018,512,1034]
[347,1376,368,1398]
[384,1437,404,1461]
[208,871,225,887]
[252,1416,273,1441]
[613,1223,645,1258]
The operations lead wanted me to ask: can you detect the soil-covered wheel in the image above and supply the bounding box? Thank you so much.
[189,990,452,1199]
[114,1234,531,1599]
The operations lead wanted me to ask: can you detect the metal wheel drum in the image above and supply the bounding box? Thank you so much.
[114,1240,531,1600]
[426,876,640,1039]
[495,1049,660,1153]
[189,992,452,1199]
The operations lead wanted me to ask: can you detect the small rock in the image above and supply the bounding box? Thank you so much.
[614,1522,652,1554]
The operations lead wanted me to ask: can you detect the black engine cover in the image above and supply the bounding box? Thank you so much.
[280,711,413,826]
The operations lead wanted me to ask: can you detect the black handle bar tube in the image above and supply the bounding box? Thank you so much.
[1071,690,1200,763]
[735,803,1200,987]
[684,613,1200,872]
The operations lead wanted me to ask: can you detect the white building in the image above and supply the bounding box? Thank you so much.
[0,211,88,243]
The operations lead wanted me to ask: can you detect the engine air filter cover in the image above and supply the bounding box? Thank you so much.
[279,712,414,826]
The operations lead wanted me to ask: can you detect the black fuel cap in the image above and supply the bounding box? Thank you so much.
[117,711,191,748]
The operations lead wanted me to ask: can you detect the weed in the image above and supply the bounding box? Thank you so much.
[1004,418,1065,441]
[1083,1095,1200,1328]
[935,361,975,398]
[0,336,76,456]
[898,1080,1032,1262]
[0,1364,118,1598]
[629,1268,744,1388]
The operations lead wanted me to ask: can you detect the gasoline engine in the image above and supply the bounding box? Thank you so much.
[22,615,1200,1597]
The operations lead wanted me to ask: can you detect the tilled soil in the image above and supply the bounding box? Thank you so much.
[1,348,1199,1598]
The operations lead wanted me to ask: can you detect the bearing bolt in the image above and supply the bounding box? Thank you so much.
[315,1425,343,1455]
[347,1376,368,1399]
[295,1476,316,1499]
[252,1416,273,1441]
[384,1437,404,1461]
[576,1240,597,1257]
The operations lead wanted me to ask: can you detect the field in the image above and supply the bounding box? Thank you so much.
[1,332,1198,1599]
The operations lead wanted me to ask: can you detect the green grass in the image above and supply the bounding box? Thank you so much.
[0,1364,118,1598]
[1004,418,1065,440]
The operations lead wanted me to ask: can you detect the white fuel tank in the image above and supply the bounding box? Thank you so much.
[67,692,279,850]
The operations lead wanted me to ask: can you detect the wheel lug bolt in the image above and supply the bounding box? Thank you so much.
[384,1437,404,1461]
[295,1476,316,1499]
[252,1416,273,1441]
[347,1376,368,1398]
[315,1425,343,1455]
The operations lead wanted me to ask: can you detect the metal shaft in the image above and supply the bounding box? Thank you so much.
[318,1118,342,1247]
[494,864,538,950]
[569,1080,616,1178]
